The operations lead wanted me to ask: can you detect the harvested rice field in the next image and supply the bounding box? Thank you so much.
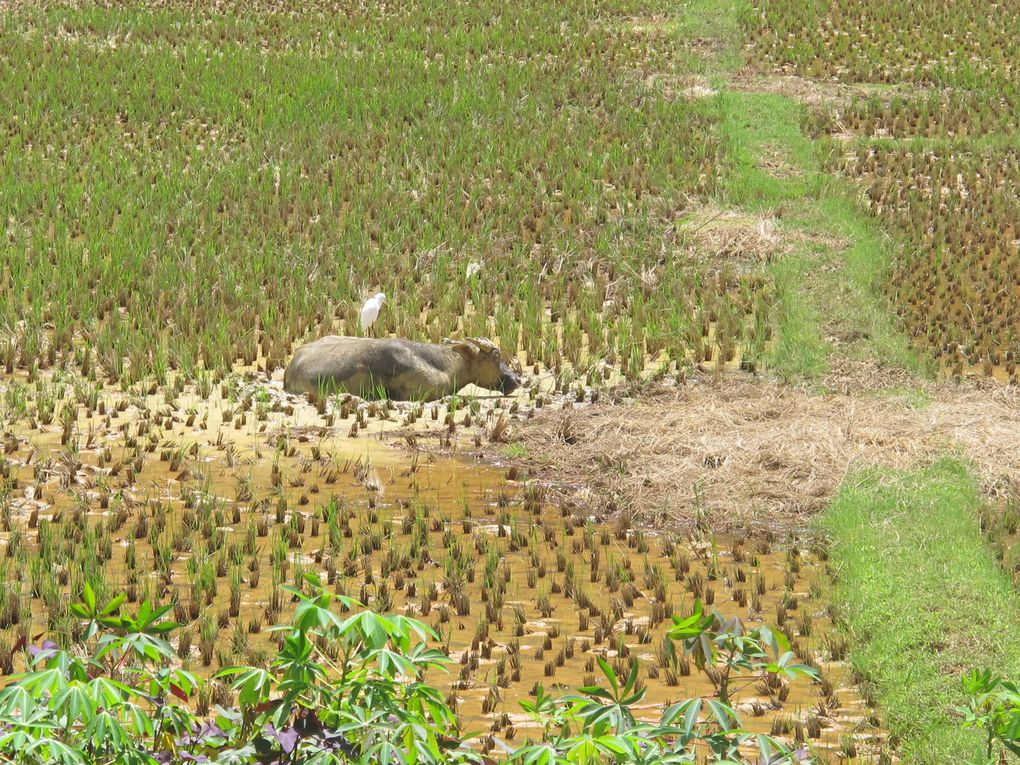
[3,0,1020,764]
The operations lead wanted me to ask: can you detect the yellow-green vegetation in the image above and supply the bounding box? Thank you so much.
[0,0,773,385]
[823,460,1020,764]
[745,0,1020,378]
[827,145,1020,380]
[747,0,1020,91]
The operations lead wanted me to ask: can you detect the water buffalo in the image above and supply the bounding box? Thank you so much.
[283,336,521,401]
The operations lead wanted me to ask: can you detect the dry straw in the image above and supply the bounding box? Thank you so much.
[513,376,1020,532]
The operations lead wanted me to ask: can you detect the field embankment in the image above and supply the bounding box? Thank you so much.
[823,460,1020,762]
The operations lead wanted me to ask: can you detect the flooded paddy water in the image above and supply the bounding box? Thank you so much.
[0,370,887,761]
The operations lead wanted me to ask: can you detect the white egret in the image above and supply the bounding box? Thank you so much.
[359,292,386,334]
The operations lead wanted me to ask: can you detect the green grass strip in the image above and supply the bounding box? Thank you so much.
[823,458,1020,763]
[676,0,928,384]
[716,89,928,383]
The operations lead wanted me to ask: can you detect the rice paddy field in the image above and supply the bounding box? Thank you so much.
[0,0,769,385]
[745,0,1020,379]
[0,378,877,757]
[4,0,1020,763]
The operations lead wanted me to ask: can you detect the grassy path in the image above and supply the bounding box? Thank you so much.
[677,0,925,384]
[721,98,924,383]
[824,460,1020,762]
[671,3,1020,763]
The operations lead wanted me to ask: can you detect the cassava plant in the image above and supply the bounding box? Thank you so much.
[959,669,1020,765]
[668,600,818,705]
[0,584,816,764]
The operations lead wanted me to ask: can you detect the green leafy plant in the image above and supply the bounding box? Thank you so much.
[511,651,805,765]
[216,573,472,764]
[506,599,814,765]
[0,585,195,764]
[959,669,1020,764]
[0,585,815,764]
[668,600,818,704]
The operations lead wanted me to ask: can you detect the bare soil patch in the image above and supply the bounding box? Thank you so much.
[508,376,1020,534]
[759,142,804,179]
[731,69,849,107]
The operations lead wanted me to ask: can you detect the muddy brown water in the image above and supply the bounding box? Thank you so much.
[0,373,884,760]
